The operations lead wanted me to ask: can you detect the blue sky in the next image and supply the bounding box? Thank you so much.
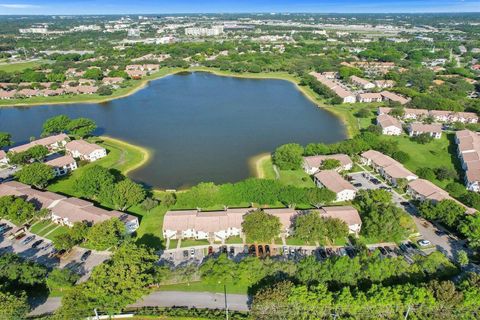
[0,0,479,15]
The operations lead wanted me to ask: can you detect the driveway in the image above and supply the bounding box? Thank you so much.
[0,219,110,278]
[349,166,467,259]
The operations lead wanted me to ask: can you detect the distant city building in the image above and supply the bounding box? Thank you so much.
[185,26,224,37]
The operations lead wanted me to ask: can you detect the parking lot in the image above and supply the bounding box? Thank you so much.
[158,240,425,267]
[0,219,110,280]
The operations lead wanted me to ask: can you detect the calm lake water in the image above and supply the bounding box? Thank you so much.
[0,72,346,189]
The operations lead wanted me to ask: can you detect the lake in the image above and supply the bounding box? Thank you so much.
[0,72,347,189]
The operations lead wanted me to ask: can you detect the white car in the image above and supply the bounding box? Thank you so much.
[418,239,431,247]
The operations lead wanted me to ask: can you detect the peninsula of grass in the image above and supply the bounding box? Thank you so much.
[47,135,150,196]
[253,154,315,188]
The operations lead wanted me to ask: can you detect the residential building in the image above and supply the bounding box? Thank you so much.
[407,179,476,214]
[357,92,383,103]
[380,91,410,105]
[408,123,442,139]
[66,140,107,162]
[0,181,139,233]
[455,130,480,192]
[378,107,477,123]
[303,154,353,174]
[309,72,356,103]
[163,206,361,241]
[9,134,69,154]
[350,75,375,89]
[377,114,402,136]
[373,80,396,88]
[162,208,252,241]
[318,206,362,235]
[314,170,357,202]
[185,26,224,37]
[45,155,78,176]
[360,150,418,186]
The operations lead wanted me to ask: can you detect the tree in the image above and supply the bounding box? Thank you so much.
[294,211,325,244]
[392,151,410,163]
[74,165,115,199]
[97,85,113,96]
[457,250,469,268]
[199,253,237,285]
[84,68,104,80]
[339,66,363,80]
[323,217,349,243]
[320,159,341,170]
[46,268,79,293]
[140,197,159,212]
[417,167,436,181]
[273,143,304,170]
[446,182,467,198]
[157,192,176,207]
[0,132,12,149]
[413,133,434,144]
[58,242,158,317]
[242,210,281,243]
[459,214,480,249]
[356,108,371,118]
[0,196,37,224]
[389,107,405,118]
[15,163,55,189]
[27,145,49,161]
[105,179,146,211]
[0,290,29,320]
[435,166,457,181]
[67,118,97,138]
[53,233,78,251]
[42,115,71,136]
[85,218,126,250]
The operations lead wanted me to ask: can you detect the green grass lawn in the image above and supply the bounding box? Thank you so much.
[277,169,315,188]
[257,156,276,179]
[180,239,210,248]
[0,60,49,72]
[225,236,243,244]
[29,220,52,234]
[383,134,461,188]
[45,225,69,240]
[132,204,168,250]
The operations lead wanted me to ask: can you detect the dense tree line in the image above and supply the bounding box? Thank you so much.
[174,178,335,209]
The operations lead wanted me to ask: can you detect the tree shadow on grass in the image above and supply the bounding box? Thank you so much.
[136,233,164,250]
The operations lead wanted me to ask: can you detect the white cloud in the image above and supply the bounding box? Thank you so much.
[0,3,40,9]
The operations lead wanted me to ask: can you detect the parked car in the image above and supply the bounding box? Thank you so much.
[258,245,264,257]
[339,248,347,256]
[183,250,188,258]
[190,248,195,258]
[353,183,362,188]
[208,246,214,255]
[21,235,35,245]
[265,245,271,256]
[345,247,356,258]
[81,250,92,262]
[435,230,446,236]
[249,245,256,256]
[371,178,381,185]
[0,226,12,235]
[229,246,235,256]
[378,247,388,255]
[31,239,43,249]
[318,248,327,259]
[418,239,431,247]
[283,246,288,256]
[400,201,410,206]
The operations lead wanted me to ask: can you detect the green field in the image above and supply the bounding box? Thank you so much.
[256,155,315,188]
[384,133,461,188]
[0,60,49,72]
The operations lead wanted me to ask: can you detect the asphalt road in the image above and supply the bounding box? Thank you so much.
[29,291,249,317]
